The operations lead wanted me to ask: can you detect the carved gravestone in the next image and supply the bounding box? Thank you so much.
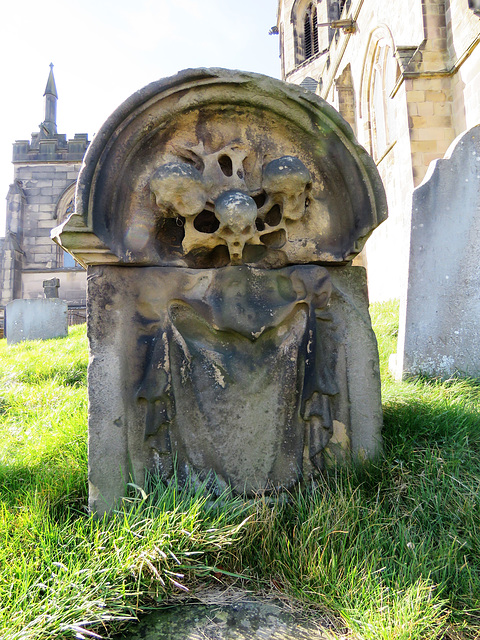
[53,69,387,515]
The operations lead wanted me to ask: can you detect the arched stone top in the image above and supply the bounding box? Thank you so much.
[290,0,310,24]
[54,68,387,268]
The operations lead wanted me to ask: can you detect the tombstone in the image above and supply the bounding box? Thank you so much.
[395,125,480,379]
[52,69,387,515]
[6,298,68,345]
[43,277,60,298]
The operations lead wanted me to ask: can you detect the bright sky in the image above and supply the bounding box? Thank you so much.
[0,0,281,235]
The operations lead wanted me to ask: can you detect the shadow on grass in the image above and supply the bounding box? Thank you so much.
[9,363,88,387]
[382,375,480,453]
[0,461,87,519]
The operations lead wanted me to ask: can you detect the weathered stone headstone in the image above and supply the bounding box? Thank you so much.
[395,125,480,378]
[6,298,68,345]
[43,277,60,298]
[53,69,387,515]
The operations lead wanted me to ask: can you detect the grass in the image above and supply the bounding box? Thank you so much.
[0,306,479,639]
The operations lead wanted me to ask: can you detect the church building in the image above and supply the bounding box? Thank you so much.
[276,0,480,300]
[0,65,89,329]
[2,4,479,324]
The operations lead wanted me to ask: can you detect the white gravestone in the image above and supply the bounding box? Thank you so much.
[6,299,68,345]
[396,125,480,378]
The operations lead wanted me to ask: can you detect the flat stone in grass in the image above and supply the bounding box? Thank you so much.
[116,594,335,639]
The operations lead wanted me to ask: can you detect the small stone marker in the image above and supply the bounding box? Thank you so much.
[6,298,68,345]
[53,69,387,515]
[395,125,480,378]
[43,277,60,298]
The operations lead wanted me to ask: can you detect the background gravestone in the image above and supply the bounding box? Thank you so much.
[6,298,67,345]
[395,125,480,378]
[43,277,60,298]
[53,69,387,515]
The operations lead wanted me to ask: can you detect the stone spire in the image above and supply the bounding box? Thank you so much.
[42,63,58,137]
[12,63,89,162]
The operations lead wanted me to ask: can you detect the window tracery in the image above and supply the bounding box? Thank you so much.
[369,39,400,160]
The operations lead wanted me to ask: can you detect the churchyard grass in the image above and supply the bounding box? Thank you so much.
[0,307,479,639]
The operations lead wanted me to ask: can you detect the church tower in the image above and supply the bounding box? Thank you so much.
[0,65,90,329]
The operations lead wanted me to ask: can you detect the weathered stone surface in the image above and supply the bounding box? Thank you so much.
[115,596,334,639]
[87,264,381,514]
[53,69,386,269]
[43,277,60,298]
[395,125,480,378]
[55,69,385,515]
[328,266,383,460]
[6,298,67,344]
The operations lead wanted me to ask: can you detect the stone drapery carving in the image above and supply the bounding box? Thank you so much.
[135,266,337,492]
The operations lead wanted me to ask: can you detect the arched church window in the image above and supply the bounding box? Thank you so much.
[304,3,319,60]
[369,39,399,160]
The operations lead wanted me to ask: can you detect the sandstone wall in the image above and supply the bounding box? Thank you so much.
[278,0,480,302]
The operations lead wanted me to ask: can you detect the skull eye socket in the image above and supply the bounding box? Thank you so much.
[221,227,234,237]
[156,216,186,248]
[241,226,252,235]
[265,205,282,227]
[261,228,287,249]
[218,155,233,177]
[194,210,220,234]
[253,192,266,208]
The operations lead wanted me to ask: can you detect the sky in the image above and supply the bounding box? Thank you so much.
[0,0,281,235]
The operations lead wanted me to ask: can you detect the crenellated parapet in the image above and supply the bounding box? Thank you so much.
[12,133,89,164]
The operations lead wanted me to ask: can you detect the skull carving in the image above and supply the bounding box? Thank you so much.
[261,156,311,222]
[178,142,250,200]
[150,162,207,220]
[213,191,259,264]
[149,154,313,264]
